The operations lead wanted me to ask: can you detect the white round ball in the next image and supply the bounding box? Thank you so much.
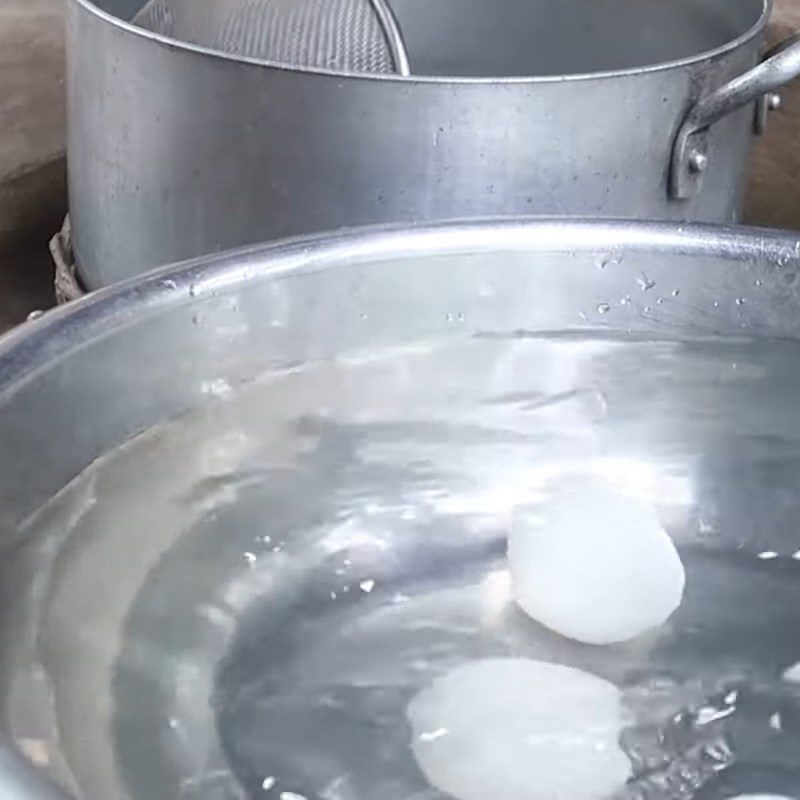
[407,658,630,800]
[508,480,685,645]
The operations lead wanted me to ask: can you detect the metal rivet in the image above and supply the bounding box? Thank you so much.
[688,150,708,174]
[767,92,782,111]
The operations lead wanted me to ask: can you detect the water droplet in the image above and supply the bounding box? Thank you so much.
[755,278,763,287]
[596,302,610,314]
[770,712,782,730]
[637,272,656,291]
[281,793,308,800]
[620,296,631,306]
[457,312,466,322]
[360,579,376,593]
[189,284,198,297]
[161,279,178,290]
[735,297,746,306]
[243,552,257,565]
[724,689,738,705]
[359,312,369,321]
[713,300,720,308]
[672,288,680,297]
[262,776,276,791]
[696,705,736,725]
[656,297,665,305]
[757,550,779,559]
[445,313,455,322]
[419,727,449,742]
[701,738,733,765]
[329,591,337,600]
[643,305,652,313]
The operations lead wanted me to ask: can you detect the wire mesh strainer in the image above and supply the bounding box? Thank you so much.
[133,0,410,74]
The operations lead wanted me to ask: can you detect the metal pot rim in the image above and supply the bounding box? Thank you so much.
[3,217,800,397]
[73,0,771,84]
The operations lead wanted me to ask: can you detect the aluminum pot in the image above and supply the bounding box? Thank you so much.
[4,219,800,799]
[69,0,800,289]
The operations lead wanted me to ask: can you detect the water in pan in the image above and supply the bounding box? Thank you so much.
[5,331,800,800]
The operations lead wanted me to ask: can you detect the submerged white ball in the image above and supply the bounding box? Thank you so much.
[407,658,630,800]
[508,480,685,645]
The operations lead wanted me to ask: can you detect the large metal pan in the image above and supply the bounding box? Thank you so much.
[4,219,800,798]
[69,0,800,288]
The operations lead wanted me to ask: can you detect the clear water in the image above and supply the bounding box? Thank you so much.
[5,331,800,800]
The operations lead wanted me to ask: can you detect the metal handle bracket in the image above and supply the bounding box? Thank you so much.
[670,32,800,199]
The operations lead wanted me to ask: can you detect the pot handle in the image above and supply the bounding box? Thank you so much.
[670,31,800,199]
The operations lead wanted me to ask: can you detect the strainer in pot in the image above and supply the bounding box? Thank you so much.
[133,0,411,74]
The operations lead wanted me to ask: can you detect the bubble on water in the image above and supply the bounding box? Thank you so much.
[597,303,611,315]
